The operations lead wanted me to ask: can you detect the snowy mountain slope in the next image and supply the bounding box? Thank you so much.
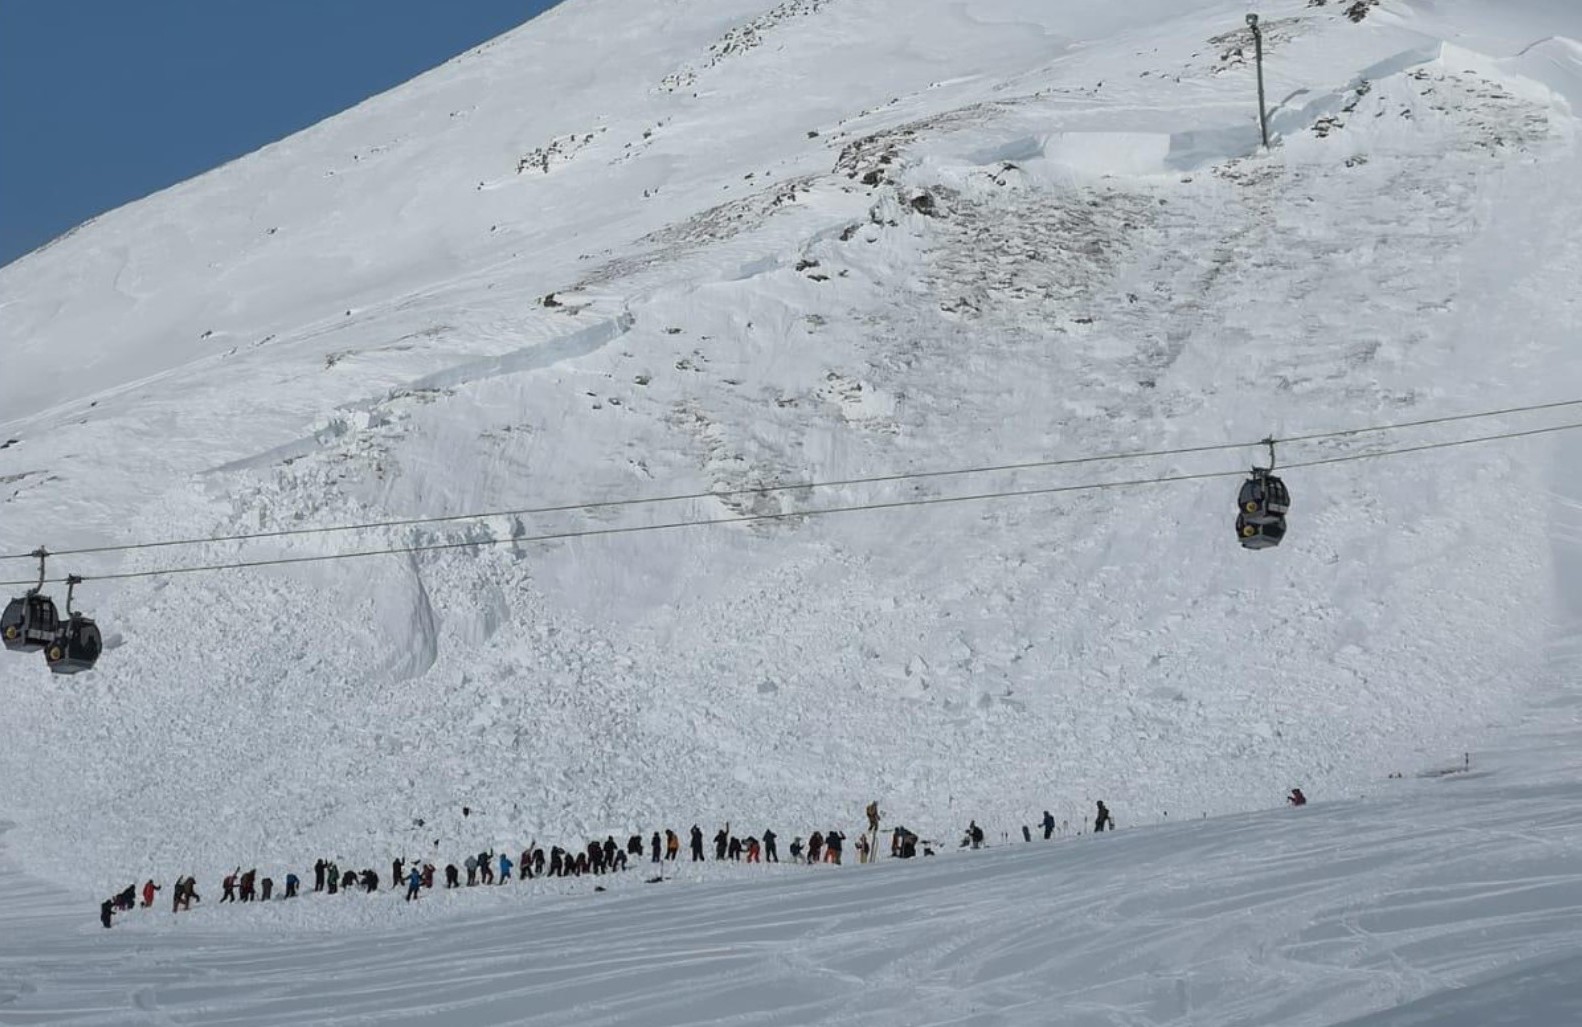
[2,666,1580,1026]
[1,0,1580,907]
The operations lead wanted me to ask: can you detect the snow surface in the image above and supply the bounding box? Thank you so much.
[2,0,1582,1022]
[3,684,1581,1025]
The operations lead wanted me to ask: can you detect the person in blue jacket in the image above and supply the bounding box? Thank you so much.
[405,866,423,902]
[498,853,513,884]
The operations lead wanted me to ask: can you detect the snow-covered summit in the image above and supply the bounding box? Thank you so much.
[1,0,1580,913]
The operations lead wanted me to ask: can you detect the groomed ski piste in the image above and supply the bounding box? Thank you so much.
[2,0,1582,1023]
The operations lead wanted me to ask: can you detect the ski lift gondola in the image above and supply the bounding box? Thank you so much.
[1237,438,1290,550]
[45,575,101,675]
[1,549,61,653]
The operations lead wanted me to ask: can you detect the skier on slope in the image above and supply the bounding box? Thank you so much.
[498,852,513,883]
[1288,788,1307,807]
[1094,801,1114,833]
[1041,810,1056,840]
[405,865,423,902]
[141,879,160,908]
[689,825,703,861]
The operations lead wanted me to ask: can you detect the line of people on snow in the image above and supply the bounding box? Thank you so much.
[97,793,1310,928]
[94,801,1110,928]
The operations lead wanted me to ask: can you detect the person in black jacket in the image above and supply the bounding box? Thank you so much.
[1094,801,1114,833]
[714,826,729,861]
[1041,811,1056,840]
[690,825,704,861]
[651,832,662,863]
[763,829,779,863]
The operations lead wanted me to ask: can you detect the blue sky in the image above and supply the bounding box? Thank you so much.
[0,1,562,268]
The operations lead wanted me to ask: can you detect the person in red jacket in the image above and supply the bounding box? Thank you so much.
[1288,788,1308,807]
[141,880,160,908]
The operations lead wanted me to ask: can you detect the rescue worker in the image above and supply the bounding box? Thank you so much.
[1095,801,1113,833]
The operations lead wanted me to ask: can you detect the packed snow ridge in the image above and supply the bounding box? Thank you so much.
[2,0,1582,1023]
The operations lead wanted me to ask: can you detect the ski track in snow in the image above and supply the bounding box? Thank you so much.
[3,0,1582,1022]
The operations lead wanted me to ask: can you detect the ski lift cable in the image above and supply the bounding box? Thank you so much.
[1274,397,1582,446]
[0,439,1254,563]
[1,397,1578,565]
[1281,419,1582,469]
[2,419,1578,589]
